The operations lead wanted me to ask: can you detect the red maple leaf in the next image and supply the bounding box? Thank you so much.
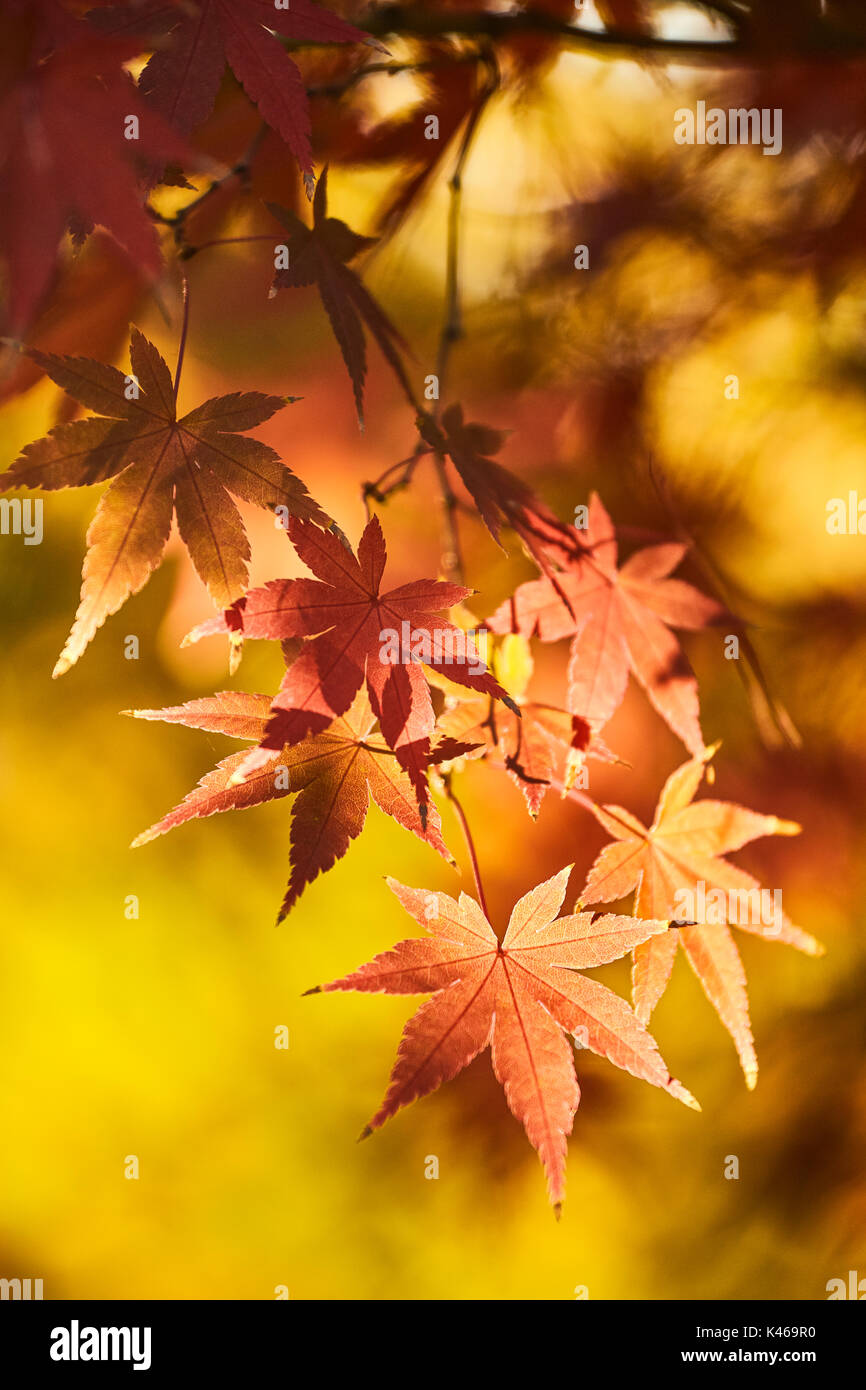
[581,748,824,1085]
[307,866,699,1209]
[267,167,413,427]
[0,18,191,332]
[128,687,475,920]
[89,0,370,190]
[488,492,727,756]
[1,329,325,675]
[186,513,518,820]
[417,404,586,577]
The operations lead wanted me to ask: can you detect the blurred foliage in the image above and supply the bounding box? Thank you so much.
[1,0,865,1299]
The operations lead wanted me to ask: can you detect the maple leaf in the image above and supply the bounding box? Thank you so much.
[87,0,370,190]
[1,328,326,675]
[0,21,191,332]
[417,404,586,577]
[580,748,824,1087]
[0,231,145,415]
[128,687,474,921]
[267,167,413,427]
[488,492,727,756]
[436,633,617,817]
[186,513,518,821]
[306,866,699,1209]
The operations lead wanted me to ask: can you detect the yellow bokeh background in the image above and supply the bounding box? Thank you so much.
[1,36,865,1300]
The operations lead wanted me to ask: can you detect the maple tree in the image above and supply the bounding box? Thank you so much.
[0,0,838,1214]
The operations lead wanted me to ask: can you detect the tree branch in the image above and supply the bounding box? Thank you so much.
[360,1,866,60]
[363,2,741,58]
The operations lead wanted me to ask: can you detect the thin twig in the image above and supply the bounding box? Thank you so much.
[430,46,500,584]
[181,233,279,260]
[306,53,480,99]
[361,443,426,516]
[434,49,498,408]
[149,121,269,252]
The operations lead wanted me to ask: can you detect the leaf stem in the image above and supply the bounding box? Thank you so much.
[173,272,190,405]
[443,775,489,919]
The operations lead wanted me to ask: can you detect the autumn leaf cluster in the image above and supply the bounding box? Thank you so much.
[0,0,826,1209]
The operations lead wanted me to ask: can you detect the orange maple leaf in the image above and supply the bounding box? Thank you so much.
[581,748,824,1087]
[488,492,727,756]
[2,330,325,675]
[307,866,699,1209]
[128,687,471,921]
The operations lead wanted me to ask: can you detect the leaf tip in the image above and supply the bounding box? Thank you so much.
[357,1124,374,1143]
[668,1077,700,1111]
[302,985,322,997]
[228,636,244,677]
